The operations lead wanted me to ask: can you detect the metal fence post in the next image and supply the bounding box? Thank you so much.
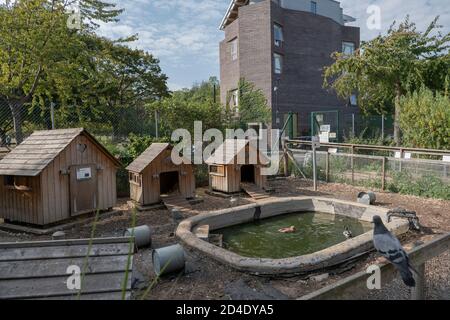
[50,102,55,130]
[382,157,386,190]
[381,115,385,142]
[283,138,289,177]
[326,152,330,183]
[352,113,355,138]
[351,145,355,184]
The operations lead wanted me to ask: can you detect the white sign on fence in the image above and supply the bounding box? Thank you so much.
[443,156,450,163]
[320,125,331,133]
[319,132,330,143]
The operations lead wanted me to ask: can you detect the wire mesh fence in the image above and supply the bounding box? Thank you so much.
[341,114,395,141]
[0,99,159,147]
[289,148,450,199]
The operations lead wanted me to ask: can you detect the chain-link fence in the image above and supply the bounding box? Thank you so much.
[0,99,159,148]
[342,114,395,141]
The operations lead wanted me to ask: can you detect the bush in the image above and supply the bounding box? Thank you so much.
[388,172,450,200]
[400,87,450,149]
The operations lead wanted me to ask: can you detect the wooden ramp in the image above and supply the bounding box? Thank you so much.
[0,237,134,300]
[162,194,192,214]
[240,183,270,200]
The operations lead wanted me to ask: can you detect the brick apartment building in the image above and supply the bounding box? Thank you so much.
[219,0,360,138]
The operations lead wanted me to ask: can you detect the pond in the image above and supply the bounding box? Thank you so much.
[217,212,373,259]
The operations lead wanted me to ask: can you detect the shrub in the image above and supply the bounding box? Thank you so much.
[400,87,450,149]
[388,172,450,200]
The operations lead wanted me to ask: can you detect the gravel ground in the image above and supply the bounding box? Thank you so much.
[0,177,448,300]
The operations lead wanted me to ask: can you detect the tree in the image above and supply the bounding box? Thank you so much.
[399,86,450,149]
[148,78,225,137]
[225,79,271,130]
[92,39,169,138]
[0,0,123,142]
[323,16,450,145]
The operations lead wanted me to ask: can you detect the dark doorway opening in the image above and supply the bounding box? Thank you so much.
[160,171,180,195]
[241,165,255,183]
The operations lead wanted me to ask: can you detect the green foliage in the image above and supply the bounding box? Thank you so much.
[388,172,450,200]
[0,0,168,142]
[323,16,450,145]
[225,79,272,130]
[399,87,450,149]
[149,78,225,137]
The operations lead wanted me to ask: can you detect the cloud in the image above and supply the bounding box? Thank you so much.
[4,0,445,89]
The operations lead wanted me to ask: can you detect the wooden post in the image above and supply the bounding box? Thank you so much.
[381,157,386,190]
[325,152,330,183]
[411,264,425,300]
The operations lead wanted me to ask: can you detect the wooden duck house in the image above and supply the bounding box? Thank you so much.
[205,139,269,194]
[0,128,121,226]
[126,143,195,206]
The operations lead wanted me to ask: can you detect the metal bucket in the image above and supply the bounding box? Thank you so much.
[152,244,185,276]
[124,225,152,248]
[357,191,376,205]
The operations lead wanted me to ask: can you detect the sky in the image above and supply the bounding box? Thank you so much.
[93,0,450,91]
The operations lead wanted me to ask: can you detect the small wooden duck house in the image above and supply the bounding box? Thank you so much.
[126,143,195,206]
[205,139,269,194]
[0,128,121,226]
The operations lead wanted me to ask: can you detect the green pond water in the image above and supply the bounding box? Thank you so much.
[217,212,373,259]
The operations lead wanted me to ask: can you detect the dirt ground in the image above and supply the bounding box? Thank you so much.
[0,177,449,300]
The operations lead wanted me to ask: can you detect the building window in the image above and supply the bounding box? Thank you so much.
[230,38,238,61]
[310,1,317,14]
[209,165,225,177]
[274,53,283,74]
[4,175,14,187]
[350,94,358,106]
[274,24,284,47]
[129,172,141,186]
[342,42,355,55]
[229,89,239,112]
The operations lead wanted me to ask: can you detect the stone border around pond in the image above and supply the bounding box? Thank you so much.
[176,197,410,276]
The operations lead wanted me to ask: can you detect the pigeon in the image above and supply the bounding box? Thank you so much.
[372,215,416,287]
[343,226,353,239]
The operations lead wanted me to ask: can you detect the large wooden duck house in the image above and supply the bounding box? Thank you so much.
[0,128,121,226]
[126,143,195,206]
[205,139,269,194]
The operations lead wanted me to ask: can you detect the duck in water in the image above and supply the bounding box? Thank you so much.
[278,226,296,233]
[343,226,353,239]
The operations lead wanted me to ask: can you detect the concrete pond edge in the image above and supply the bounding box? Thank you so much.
[176,196,410,276]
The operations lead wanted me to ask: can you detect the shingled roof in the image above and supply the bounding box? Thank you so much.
[205,139,270,165]
[126,143,170,173]
[0,128,121,177]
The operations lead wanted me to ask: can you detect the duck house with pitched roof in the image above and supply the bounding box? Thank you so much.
[126,143,195,206]
[0,128,121,226]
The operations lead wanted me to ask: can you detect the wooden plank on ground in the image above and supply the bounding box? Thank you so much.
[0,237,134,300]
[240,183,270,200]
[0,272,132,300]
[298,233,450,300]
[162,194,192,214]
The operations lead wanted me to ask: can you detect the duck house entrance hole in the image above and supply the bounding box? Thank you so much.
[241,165,255,183]
[160,171,180,195]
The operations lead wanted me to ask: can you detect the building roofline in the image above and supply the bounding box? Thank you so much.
[220,0,356,30]
[219,0,248,30]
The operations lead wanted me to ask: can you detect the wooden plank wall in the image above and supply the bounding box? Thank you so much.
[210,165,267,194]
[0,176,42,225]
[39,135,117,225]
[0,237,134,300]
[138,149,195,205]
